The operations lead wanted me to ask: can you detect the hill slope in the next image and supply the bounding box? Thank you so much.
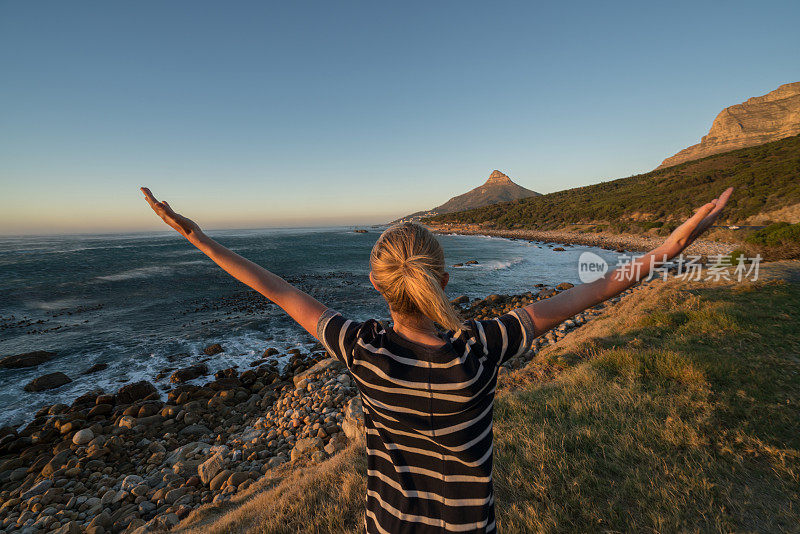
[427,134,800,231]
[399,170,540,222]
[658,81,800,169]
[177,268,800,533]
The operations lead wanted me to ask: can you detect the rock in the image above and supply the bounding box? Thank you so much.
[293,358,345,387]
[556,282,574,290]
[121,474,144,491]
[72,428,94,445]
[552,247,566,252]
[117,415,137,429]
[658,81,800,169]
[53,521,81,534]
[170,363,209,383]
[465,260,479,265]
[164,441,212,467]
[158,513,180,529]
[451,295,469,305]
[198,452,226,485]
[82,363,108,374]
[342,396,365,444]
[21,478,53,499]
[209,469,232,491]
[164,487,186,504]
[538,288,557,299]
[87,403,113,418]
[41,450,71,476]
[89,511,111,529]
[204,343,224,356]
[24,371,71,392]
[268,456,286,468]
[291,437,322,461]
[116,381,158,404]
[179,424,212,437]
[227,471,249,487]
[0,350,56,368]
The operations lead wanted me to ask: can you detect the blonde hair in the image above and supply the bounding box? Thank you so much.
[370,222,462,332]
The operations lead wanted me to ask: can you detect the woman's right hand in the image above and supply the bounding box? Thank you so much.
[140,187,203,241]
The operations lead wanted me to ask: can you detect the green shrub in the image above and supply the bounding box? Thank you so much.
[745,222,800,247]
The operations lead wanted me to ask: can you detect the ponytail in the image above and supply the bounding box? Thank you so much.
[370,223,463,332]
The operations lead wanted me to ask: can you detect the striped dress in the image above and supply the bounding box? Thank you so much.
[317,307,536,534]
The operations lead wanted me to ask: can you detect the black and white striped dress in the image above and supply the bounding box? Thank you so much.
[317,307,536,534]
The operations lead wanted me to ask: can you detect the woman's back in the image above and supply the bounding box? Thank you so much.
[318,307,535,534]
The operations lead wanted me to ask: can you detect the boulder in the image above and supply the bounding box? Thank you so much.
[170,363,209,383]
[41,450,70,476]
[72,428,94,445]
[209,469,232,491]
[198,452,226,485]
[556,282,575,290]
[116,380,158,404]
[24,372,71,392]
[121,474,144,491]
[451,295,469,305]
[342,396,365,444]
[0,350,55,368]
[82,363,108,374]
[203,343,224,356]
[21,478,53,500]
[291,437,323,461]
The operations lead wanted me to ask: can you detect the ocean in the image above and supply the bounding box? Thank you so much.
[0,226,622,428]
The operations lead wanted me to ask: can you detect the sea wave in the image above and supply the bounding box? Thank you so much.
[483,258,525,271]
[93,260,210,281]
[95,265,176,281]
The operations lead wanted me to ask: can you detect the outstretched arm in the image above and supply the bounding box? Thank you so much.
[523,187,734,335]
[140,187,327,339]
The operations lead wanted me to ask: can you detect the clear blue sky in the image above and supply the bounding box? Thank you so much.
[1,1,798,235]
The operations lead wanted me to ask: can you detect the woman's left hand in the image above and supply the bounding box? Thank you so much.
[660,186,734,259]
[140,187,202,240]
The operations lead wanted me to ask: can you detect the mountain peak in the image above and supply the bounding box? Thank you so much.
[485,170,512,185]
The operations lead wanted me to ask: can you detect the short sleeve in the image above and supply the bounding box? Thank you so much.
[316,308,363,368]
[474,308,536,367]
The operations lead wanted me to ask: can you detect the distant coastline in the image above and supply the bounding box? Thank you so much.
[426,223,737,256]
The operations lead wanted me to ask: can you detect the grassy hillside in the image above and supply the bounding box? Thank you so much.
[426,134,800,233]
[178,269,800,533]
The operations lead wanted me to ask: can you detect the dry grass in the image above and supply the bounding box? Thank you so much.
[173,445,367,534]
[180,269,800,533]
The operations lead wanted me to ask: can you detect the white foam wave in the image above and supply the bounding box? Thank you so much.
[96,265,174,281]
[483,258,524,271]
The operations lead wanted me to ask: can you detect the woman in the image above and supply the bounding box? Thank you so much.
[142,186,732,533]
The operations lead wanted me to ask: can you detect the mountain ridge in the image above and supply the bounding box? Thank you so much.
[657,81,800,169]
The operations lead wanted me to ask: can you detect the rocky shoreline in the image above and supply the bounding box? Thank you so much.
[427,223,737,256]
[0,278,644,534]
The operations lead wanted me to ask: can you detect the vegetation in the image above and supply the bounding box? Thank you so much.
[746,221,800,247]
[179,271,800,533]
[425,134,800,231]
[739,222,800,260]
